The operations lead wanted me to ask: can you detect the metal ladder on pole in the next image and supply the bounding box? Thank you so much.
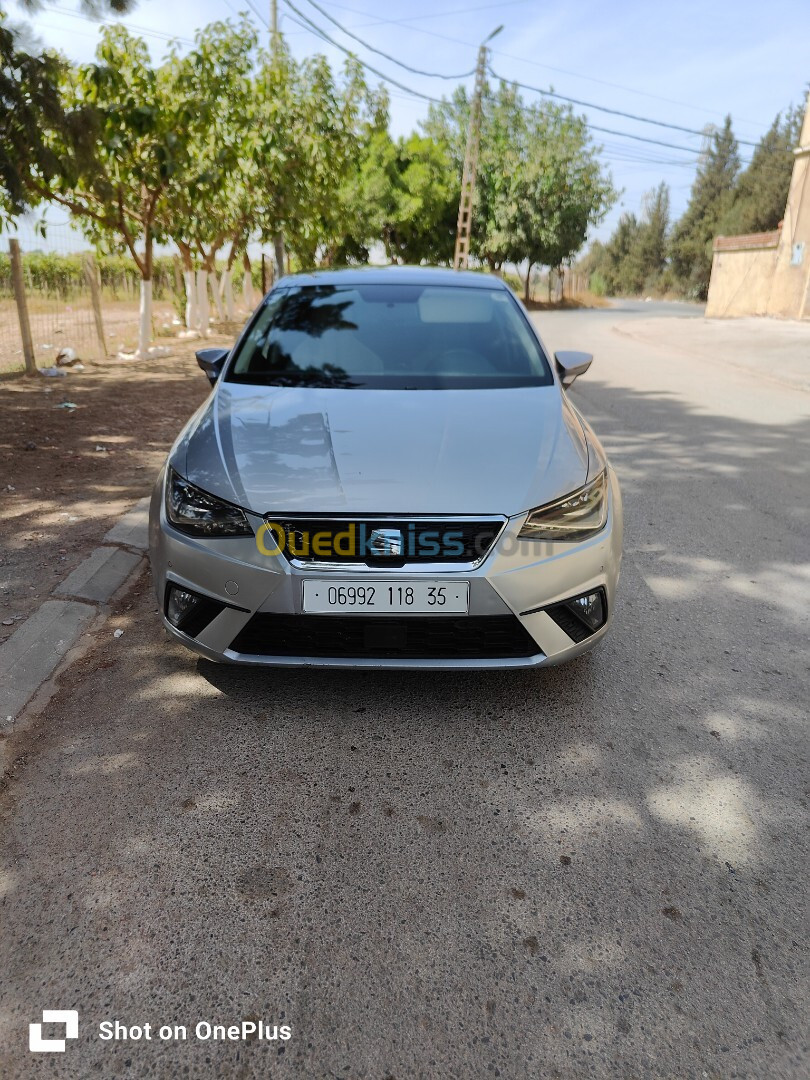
[453,44,488,271]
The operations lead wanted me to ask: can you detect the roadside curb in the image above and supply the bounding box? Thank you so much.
[0,496,151,778]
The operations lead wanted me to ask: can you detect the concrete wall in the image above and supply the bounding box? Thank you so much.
[766,145,810,318]
[706,92,810,320]
[705,247,779,318]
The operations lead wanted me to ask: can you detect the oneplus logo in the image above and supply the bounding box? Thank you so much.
[29,1010,79,1052]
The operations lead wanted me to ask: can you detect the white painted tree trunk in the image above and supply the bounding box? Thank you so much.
[183,269,198,330]
[196,269,209,336]
[242,270,254,311]
[209,267,225,322]
[221,268,236,321]
[138,278,152,356]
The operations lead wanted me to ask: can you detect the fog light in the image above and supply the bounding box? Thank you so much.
[165,584,226,637]
[167,586,198,628]
[544,587,607,643]
[565,590,605,632]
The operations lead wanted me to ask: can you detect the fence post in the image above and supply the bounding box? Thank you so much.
[83,253,108,358]
[9,239,37,375]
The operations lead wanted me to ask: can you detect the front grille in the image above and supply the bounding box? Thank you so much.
[264,517,504,565]
[230,614,539,660]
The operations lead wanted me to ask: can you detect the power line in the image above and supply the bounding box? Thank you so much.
[262,5,769,163]
[328,0,538,24]
[283,9,432,103]
[47,5,196,47]
[301,0,475,79]
[322,5,769,131]
[286,4,774,151]
[280,0,442,102]
[488,68,764,149]
[586,124,716,156]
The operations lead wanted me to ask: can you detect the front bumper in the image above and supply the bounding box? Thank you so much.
[148,469,623,669]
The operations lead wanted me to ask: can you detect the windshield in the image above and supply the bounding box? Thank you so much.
[226,283,554,389]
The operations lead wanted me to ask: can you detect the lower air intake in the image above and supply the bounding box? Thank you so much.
[230,614,539,660]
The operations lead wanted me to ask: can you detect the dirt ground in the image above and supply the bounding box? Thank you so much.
[0,335,231,641]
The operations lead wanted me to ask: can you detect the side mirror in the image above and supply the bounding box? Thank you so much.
[196,347,229,386]
[554,350,593,388]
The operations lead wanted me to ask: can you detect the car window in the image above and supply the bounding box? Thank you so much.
[226,283,554,389]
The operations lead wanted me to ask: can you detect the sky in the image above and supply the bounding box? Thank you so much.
[7,0,810,253]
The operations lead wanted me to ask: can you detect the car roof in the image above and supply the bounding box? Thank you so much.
[271,265,511,291]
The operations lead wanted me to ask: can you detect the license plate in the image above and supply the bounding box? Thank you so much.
[302,580,469,614]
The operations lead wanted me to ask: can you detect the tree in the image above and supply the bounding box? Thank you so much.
[720,105,803,236]
[161,18,258,329]
[593,182,670,296]
[424,81,615,285]
[423,80,526,271]
[1,16,66,223]
[636,182,669,281]
[245,48,385,274]
[356,131,458,265]
[670,116,740,299]
[41,27,196,355]
[496,100,616,299]
[1,0,133,223]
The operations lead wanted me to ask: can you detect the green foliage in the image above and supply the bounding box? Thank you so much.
[44,25,193,278]
[1,15,67,223]
[352,130,458,265]
[589,182,670,296]
[669,116,740,299]
[424,80,615,285]
[717,106,803,236]
[162,18,259,271]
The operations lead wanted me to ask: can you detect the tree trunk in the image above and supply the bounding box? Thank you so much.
[196,269,210,336]
[138,277,152,357]
[178,245,198,330]
[220,268,235,321]
[273,233,285,280]
[208,265,225,322]
[242,253,255,310]
[137,231,154,356]
[524,263,533,303]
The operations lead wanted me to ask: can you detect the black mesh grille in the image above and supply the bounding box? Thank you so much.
[266,518,503,565]
[544,603,592,643]
[230,614,540,660]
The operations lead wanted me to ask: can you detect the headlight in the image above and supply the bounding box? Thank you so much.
[165,468,253,537]
[518,470,608,542]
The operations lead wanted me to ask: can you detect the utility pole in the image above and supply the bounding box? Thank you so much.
[271,0,286,279]
[453,25,502,271]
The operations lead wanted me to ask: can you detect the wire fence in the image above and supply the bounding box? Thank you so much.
[0,224,104,373]
[0,222,271,375]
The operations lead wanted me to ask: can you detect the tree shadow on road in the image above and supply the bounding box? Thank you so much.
[0,379,808,1078]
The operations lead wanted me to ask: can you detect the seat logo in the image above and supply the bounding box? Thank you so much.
[29,1010,79,1052]
[369,528,404,556]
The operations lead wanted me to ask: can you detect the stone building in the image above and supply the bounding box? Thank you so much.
[705,93,810,319]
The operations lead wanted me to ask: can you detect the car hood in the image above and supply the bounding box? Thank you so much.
[181,383,589,517]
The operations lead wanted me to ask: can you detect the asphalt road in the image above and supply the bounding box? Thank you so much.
[1,305,808,1079]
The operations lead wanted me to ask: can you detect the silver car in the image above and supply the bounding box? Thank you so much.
[149,267,622,668]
